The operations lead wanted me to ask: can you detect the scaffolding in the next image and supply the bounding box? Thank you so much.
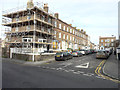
[2,1,57,61]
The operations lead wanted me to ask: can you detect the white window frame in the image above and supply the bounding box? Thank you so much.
[38,39,47,43]
[67,27,69,32]
[59,24,62,29]
[55,21,57,27]
[26,25,31,30]
[70,36,72,41]
[67,35,69,40]
[63,26,65,31]
[73,29,75,34]
[73,37,74,41]
[70,28,72,33]
[63,34,65,39]
[48,28,51,33]
[22,38,32,42]
[59,32,61,38]
[101,40,103,42]
[16,27,18,32]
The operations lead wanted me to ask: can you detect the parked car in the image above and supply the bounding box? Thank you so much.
[96,50,109,59]
[72,51,83,57]
[90,49,95,54]
[85,50,89,55]
[55,52,73,61]
[105,50,110,56]
[79,49,86,55]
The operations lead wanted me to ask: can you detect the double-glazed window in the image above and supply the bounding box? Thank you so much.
[67,27,69,32]
[55,21,57,27]
[59,24,62,29]
[54,31,56,38]
[22,38,32,42]
[41,15,45,21]
[101,40,103,42]
[38,39,47,43]
[70,36,72,41]
[48,17,52,23]
[48,29,51,33]
[63,34,65,39]
[15,27,18,32]
[70,29,72,33]
[73,30,75,34]
[67,35,69,40]
[16,15,19,21]
[26,25,31,30]
[63,26,66,31]
[27,15,31,20]
[73,37,74,41]
[59,32,61,38]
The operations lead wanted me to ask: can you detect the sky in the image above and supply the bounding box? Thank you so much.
[0,0,119,45]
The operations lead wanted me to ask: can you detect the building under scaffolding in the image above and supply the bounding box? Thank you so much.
[2,0,56,61]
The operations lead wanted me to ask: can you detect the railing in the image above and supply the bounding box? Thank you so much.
[11,48,47,54]
[2,17,12,24]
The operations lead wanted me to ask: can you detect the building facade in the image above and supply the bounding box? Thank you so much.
[2,0,92,61]
[2,1,56,61]
[99,36,116,50]
[53,13,88,51]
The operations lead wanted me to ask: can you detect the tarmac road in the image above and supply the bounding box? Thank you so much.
[2,54,119,88]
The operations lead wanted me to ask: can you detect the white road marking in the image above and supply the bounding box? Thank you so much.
[77,71,84,74]
[73,72,80,74]
[64,70,69,72]
[75,62,89,68]
[63,63,72,68]
[96,76,106,79]
[83,74,92,77]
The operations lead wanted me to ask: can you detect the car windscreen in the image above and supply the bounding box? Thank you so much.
[56,52,62,55]
[72,51,77,53]
[97,51,104,53]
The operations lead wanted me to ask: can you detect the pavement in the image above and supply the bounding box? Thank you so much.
[103,53,120,80]
[2,58,55,66]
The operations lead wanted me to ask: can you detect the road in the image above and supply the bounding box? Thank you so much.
[2,54,119,88]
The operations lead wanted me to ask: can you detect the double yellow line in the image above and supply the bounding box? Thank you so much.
[95,60,120,83]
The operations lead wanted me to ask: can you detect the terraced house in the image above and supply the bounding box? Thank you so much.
[53,13,88,51]
[2,0,91,61]
[99,36,116,50]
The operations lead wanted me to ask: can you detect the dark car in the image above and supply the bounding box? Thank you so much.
[72,51,83,57]
[55,52,73,61]
[90,49,95,54]
[85,50,90,55]
[96,50,109,59]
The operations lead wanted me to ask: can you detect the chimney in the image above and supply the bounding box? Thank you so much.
[27,0,34,9]
[69,24,72,26]
[84,31,86,34]
[54,13,59,19]
[44,3,49,12]
[81,29,83,32]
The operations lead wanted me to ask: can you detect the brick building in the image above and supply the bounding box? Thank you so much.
[2,0,91,61]
[99,36,116,50]
[2,0,55,61]
[53,13,88,51]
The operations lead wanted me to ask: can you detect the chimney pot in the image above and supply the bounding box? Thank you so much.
[55,13,59,19]
[44,3,49,12]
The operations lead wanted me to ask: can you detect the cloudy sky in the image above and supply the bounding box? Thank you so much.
[0,0,119,45]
